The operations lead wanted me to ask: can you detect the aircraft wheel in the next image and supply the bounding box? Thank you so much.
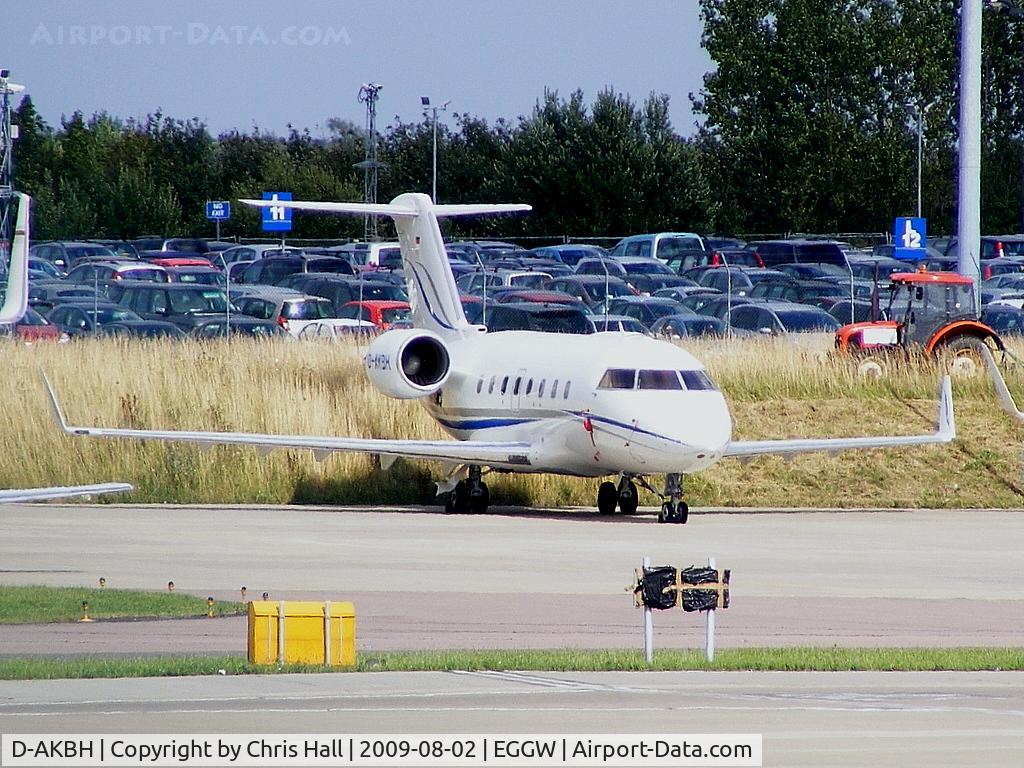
[675,502,689,524]
[597,481,618,515]
[618,480,639,515]
[468,482,489,515]
[445,481,469,514]
[658,503,670,523]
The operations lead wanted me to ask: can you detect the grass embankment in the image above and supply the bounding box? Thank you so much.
[2,336,1024,508]
[0,648,1020,680]
[0,585,244,624]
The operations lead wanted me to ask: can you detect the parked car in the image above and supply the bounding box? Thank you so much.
[982,303,1024,335]
[529,244,609,268]
[188,317,289,339]
[336,300,412,331]
[685,266,792,296]
[605,296,692,329]
[110,282,233,329]
[28,257,65,279]
[479,302,594,334]
[101,320,187,338]
[608,233,706,261]
[229,285,359,337]
[65,260,169,287]
[323,242,402,269]
[727,301,841,335]
[164,265,225,285]
[0,306,65,343]
[278,274,408,314]
[29,241,117,271]
[531,275,636,309]
[46,302,144,337]
[588,314,649,333]
[234,255,356,285]
[649,314,728,339]
[744,239,848,269]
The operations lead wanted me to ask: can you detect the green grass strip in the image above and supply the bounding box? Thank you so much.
[0,648,1022,680]
[0,585,245,624]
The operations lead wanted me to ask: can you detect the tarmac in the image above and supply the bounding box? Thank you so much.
[0,503,1022,766]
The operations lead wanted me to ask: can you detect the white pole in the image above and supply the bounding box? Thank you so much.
[958,0,982,310]
[643,556,653,664]
[705,557,716,662]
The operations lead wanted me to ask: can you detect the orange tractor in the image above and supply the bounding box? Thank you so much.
[835,269,1004,375]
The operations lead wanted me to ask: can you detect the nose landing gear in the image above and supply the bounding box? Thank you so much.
[657,473,688,524]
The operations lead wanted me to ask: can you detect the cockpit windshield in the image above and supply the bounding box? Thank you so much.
[597,368,718,391]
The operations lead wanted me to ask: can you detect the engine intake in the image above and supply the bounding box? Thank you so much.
[364,329,451,399]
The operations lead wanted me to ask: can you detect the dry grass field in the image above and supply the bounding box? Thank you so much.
[3,334,1024,509]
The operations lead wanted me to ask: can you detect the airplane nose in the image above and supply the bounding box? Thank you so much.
[683,394,732,459]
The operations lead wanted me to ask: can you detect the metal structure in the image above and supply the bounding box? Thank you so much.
[0,69,24,257]
[421,96,450,203]
[356,83,383,241]
[958,1,982,305]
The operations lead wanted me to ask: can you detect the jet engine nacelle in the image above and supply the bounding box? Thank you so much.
[363,329,451,399]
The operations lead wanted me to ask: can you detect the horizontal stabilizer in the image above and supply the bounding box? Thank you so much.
[240,198,531,219]
[240,199,418,218]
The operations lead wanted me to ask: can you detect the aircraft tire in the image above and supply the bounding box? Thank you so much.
[468,482,489,514]
[619,481,639,515]
[597,481,617,515]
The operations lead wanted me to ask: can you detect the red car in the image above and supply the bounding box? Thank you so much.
[0,307,65,343]
[148,256,216,269]
[337,300,411,331]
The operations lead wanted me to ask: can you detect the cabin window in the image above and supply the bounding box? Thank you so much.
[679,370,718,391]
[513,377,522,396]
[551,379,559,398]
[598,369,636,389]
[538,379,545,397]
[638,370,683,390]
[476,378,483,394]
[500,376,509,395]
[526,379,533,395]
[564,380,572,399]
[488,375,496,394]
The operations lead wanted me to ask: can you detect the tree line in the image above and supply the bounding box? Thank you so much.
[11,1,1024,242]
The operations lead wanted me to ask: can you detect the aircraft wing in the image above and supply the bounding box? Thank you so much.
[723,376,954,458]
[43,376,533,468]
[0,483,133,503]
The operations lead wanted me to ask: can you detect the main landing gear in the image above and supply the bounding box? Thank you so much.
[595,474,687,522]
[597,474,639,515]
[658,473,688,524]
[444,465,490,514]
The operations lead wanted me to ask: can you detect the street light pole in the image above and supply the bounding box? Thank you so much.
[421,96,450,203]
[910,100,938,219]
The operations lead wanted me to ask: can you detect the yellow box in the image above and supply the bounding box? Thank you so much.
[247,600,356,666]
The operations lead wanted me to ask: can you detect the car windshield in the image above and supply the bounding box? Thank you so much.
[530,311,594,334]
[774,309,840,332]
[509,273,548,288]
[85,307,138,324]
[284,300,332,320]
[123,269,167,283]
[582,281,632,300]
[355,283,408,301]
[381,307,412,324]
[66,245,115,260]
[175,271,223,285]
[624,261,673,275]
[167,289,229,313]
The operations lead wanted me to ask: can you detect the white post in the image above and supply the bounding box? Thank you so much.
[324,600,332,666]
[278,600,286,666]
[705,557,716,662]
[642,556,653,664]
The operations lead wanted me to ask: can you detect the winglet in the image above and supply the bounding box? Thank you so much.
[938,374,955,440]
[980,346,1024,423]
[41,371,72,435]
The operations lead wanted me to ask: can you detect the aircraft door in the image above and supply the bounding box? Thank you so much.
[511,368,527,414]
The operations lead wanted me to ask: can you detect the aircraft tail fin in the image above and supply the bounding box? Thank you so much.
[242,193,531,338]
[0,193,30,324]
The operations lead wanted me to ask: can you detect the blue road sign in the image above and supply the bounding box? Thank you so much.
[261,191,292,232]
[205,200,231,220]
[893,217,927,260]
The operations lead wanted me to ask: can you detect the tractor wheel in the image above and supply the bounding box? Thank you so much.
[938,335,991,378]
[856,356,887,379]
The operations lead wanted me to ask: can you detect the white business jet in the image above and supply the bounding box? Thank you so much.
[44,193,954,522]
[0,193,132,503]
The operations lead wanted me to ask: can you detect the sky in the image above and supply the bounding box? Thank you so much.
[2,0,712,138]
